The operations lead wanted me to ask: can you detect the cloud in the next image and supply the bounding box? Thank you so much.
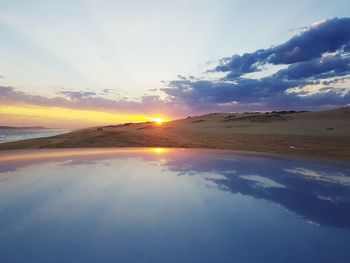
[0,86,190,117]
[164,78,349,111]
[163,18,350,111]
[2,18,350,117]
[59,91,97,101]
[166,78,305,104]
[101,88,115,94]
[273,53,350,80]
[216,17,350,76]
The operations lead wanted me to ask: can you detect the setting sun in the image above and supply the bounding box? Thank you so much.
[148,117,166,124]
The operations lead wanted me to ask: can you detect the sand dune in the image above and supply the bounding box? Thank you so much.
[1,108,350,160]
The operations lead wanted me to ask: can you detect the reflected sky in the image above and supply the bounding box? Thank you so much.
[0,148,350,263]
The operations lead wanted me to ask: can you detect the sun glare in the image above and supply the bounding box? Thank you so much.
[150,148,171,154]
[148,117,165,124]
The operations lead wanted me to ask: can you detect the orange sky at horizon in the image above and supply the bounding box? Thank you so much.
[0,104,171,128]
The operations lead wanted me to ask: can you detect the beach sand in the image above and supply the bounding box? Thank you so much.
[1,108,349,160]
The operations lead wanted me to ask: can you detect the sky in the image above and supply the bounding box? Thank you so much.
[0,0,350,128]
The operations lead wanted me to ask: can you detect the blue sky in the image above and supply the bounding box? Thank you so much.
[0,0,350,126]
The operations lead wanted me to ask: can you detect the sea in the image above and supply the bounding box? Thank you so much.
[0,128,70,143]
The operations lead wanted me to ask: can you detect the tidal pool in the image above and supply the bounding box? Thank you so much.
[0,148,349,263]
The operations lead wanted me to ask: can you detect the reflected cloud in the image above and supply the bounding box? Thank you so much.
[0,148,350,229]
[239,175,286,189]
[284,167,350,186]
[161,151,350,229]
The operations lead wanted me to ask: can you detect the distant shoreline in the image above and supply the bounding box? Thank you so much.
[0,126,49,129]
[0,108,349,161]
[0,128,70,144]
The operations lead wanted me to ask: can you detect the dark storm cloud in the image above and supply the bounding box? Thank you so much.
[163,18,350,111]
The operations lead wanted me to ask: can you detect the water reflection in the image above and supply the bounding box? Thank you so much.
[0,148,350,262]
[164,152,350,229]
[0,148,173,173]
[1,148,350,229]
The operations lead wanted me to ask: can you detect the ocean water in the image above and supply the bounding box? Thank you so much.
[0,148,349,263]
[0,128,69,143]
